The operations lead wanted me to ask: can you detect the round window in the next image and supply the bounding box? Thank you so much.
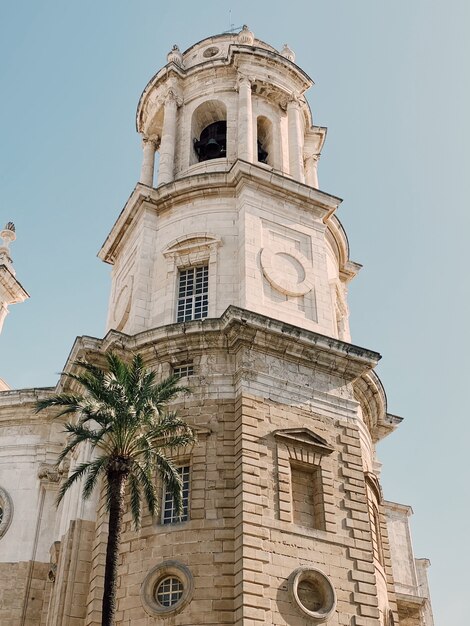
[297,579,324,612]
[155,576,183,607]
[288,567,336,622]
[141,561,193,617]
[203,46,219,58]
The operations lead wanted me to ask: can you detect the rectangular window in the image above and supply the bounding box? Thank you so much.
[176,266,209,322]
[291,463,325,530]
[173,362,194,378]
[162,465,190,524]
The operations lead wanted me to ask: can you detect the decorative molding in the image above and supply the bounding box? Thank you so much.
[260,247,314,297]
[38,463,61,483]
[274,428,334,456]
[0,486,13,539]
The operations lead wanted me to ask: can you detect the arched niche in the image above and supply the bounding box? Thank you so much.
[256,116,273,166]
[191,100,227,165]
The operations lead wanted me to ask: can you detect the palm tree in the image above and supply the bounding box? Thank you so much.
[36,352,195,626]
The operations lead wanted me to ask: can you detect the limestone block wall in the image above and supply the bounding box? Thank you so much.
[0,390,66,625]
[65,310,399,625]
[103,167,353,343]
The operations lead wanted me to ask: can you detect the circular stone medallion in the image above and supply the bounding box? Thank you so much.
[260,247,314,296]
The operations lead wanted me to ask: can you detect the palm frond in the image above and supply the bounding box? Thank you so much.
[82,457,108,499]
[57,461,99,505]
[130,459,158,519]
[154,454,183,516]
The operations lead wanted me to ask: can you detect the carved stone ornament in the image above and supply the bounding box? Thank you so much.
[113,276,133,331]
[237,25,254,45]
[203,46,219,58]
[260,247,315,296]
[0,486,13,539]
[38,463,61,483]
[167,44,183,67]
[280,43,296,62]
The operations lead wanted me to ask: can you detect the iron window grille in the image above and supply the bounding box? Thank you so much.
[176,266,209,322]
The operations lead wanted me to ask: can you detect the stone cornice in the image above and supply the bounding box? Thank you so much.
[61,306,381,387]
[353,371,403,442]
[0,264,29,303]
[137,37,313,133]
[0,386,54,409]
[98,160,343,264]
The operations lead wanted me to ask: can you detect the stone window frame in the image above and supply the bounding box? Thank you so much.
[162,233,221,323]
[0,486,13,539]
[288,566,337,623]
[274,428,336,533]
[141,560,193,617]
[176,265,209,322]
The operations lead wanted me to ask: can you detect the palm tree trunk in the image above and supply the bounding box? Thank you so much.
[102,470,127,626]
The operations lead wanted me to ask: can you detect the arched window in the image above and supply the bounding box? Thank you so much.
[191,100,227,164]
[257,116,273,165]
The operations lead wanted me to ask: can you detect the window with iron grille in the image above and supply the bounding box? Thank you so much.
[173,362,194,378]
[176,266,209,322]
[162,466,190,524]
[155,576,184,607]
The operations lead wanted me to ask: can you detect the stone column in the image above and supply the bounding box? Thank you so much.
[287,97,305,182]
[139,136,158,187]
[305,154,319,188]
[157,92,178,186]
[237,74,253,163]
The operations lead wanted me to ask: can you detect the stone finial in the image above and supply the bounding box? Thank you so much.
[167,44,183,67]
[0,222,16,248]
[0,222,16,268]
[237,25,254,46]
[280,44,295,62]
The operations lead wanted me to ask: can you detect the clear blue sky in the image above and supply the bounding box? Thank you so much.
[1,1,469,623]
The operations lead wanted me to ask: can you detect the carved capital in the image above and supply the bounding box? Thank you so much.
[305,153,320,163]
[142,135,159,150]
[38,463,61,483]
[237,72,251,90]
[287,94,302,109]
[165,85,183,107]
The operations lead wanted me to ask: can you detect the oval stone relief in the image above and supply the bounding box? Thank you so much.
[260,247,314,296]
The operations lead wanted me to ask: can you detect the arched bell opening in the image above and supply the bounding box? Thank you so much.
[195,121,227,162]
[257,116,273,166]
[191,100,227,165]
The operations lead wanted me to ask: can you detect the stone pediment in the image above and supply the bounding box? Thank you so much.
[274,428,333,455]
[162,234,221,258]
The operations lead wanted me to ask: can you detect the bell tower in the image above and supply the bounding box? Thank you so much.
[91,27,433,626]
[0,27,433,626]
[100,27,356,346]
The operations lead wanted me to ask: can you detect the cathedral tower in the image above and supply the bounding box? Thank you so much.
[0,28,433,626]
